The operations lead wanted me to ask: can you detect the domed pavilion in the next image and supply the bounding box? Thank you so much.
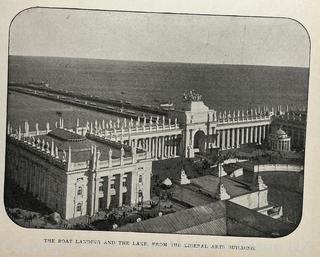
[268,127,291,152]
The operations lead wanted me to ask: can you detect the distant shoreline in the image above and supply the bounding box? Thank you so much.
[8,55,309,70]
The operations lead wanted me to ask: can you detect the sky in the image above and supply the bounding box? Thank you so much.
[9,8,310,67]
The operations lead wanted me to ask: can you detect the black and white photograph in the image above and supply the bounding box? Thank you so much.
[5,8,309,238]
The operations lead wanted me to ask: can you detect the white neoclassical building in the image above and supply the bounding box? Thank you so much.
[268,127,291,152]
[6,126,153,219]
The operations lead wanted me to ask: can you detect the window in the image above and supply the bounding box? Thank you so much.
[110,183,115,189]
[122,179,127,187]
[77,186,82,196]
[99,185,103,192]
[138,190,143,204]
[76,203,82,212]
[139,175,143,183]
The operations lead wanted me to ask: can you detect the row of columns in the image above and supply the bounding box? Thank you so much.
[6,150,63,214]
[89,173,127,214]
[270,139,291,152]
[125,135,179,159]
[215,125,269,150]
[89,170,145,215]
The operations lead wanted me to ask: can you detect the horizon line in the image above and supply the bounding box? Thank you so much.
[8,54,310,69]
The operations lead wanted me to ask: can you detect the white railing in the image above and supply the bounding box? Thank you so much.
[217,114,272,125]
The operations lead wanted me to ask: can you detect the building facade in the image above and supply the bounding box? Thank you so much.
[5,95,306,219]
[6,127,152,219]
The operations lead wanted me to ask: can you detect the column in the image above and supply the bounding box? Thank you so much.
[254,126,258,143]
[168,136,172,157]
[250,127,254,143]
[173,135,177,156]
[155,137,158,159]
[143,138,147,151]
[35,166,39,197]
[216,130,220,148]
[30,165,34,196]
[231,128,235,148]
[161,136,165,159]
[241,128,245,145]
[245,127,249,143]
[157,137,161,159]
[106,176,113,210]
[119,174,123,207]
[221,130,226,149]
[129,172,136,206]
[147,138,151,155]
[26,161,31,193]
[38,170,43,201]
[142,139,146,151]
[226,129,230,149]
[152,137,156,158]
[262,125,266,141]
[43,171,48,204]
[94,174,99,213]
[236,128,240,147]
[258,126,262,144]
[166,136,169,157]
[189,129,193,147]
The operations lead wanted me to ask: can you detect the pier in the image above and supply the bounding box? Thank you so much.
[8,82,167,119]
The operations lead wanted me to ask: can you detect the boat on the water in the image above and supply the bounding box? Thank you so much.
[28,81,50,88]
[159,102,174,110]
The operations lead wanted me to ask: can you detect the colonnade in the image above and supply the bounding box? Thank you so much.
[124,135,179,159]
[214,125,269,150]
[6,146,64,214]
[270,139,291,152]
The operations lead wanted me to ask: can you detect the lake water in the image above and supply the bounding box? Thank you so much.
[7,55,309,129]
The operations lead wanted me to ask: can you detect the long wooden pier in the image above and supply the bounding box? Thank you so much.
[8,82,167,119]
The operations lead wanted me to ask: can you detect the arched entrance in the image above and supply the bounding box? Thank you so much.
[193,130,206,153]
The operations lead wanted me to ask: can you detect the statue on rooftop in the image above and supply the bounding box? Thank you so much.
[257,175,268,190]
[180,169,190,185]
[216,182,231,200]
[62,150,67,162]
[183,89,203,101]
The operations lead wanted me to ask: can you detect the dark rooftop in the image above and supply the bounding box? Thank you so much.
[190,175,251,198]
[36,129,133,163]
[118,201,227,234]
[48,128,86,142]
[118,201,296,237]
[169,175,252,208]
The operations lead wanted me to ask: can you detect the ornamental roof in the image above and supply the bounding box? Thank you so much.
[276,128,287,136]
[269,127,289,140]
